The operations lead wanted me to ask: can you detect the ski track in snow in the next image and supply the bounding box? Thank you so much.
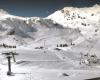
[0,5,100,80]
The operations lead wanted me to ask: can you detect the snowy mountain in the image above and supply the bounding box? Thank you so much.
[47,5,100,40]
[0,13,74,45]
[0,10,79,47]
[0,5,100,50]
[1,5,100,80]
[47,5,100,28]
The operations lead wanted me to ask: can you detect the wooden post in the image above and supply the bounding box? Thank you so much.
[12,53,16,63]
[7,56,12,76]
[11,52,16,63]
[10,52,19,63]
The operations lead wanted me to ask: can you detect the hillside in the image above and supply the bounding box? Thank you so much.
[0,10,81,48]
[0,5,100,80]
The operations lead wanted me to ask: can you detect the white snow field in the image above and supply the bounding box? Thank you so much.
[0,5,100,80]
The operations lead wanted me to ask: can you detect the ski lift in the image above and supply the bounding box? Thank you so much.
[2,51,19,76]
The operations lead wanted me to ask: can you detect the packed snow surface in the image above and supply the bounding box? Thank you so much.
[0,5,100,80]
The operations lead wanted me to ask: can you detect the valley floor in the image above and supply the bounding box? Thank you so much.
[0,49,100,80]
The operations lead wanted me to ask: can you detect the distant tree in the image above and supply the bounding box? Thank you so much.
[95,29,98,32]
[81,23,86,26]
[64,44,68,47]
[63,44,68,47]
[57,44,59,47]
[13,46,16,48]
[60,44,63,47]
[71,42,75,46]
[3,43,7,48]
[91,13,94,16]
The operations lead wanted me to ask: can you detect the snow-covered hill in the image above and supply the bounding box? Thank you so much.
[0,5,100,50]
[0,9,81,48]
[47,5,100,28]
[47,5,100,40]
[1,5,100,80]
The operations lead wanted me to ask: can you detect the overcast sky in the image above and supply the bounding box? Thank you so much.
[0,0,100,17]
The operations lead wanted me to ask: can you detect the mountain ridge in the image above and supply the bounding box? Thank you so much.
[0,5,100,49]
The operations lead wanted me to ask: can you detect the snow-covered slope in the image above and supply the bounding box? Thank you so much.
[47,5,100,28]
[0,9,80,47]
[47,5,100,40]
[1,6,100,80]
[0,5,100,49]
